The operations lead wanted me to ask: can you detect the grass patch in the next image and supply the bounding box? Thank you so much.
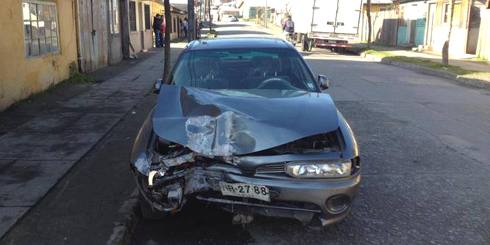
[471,57,490,65]
[349,43,401,54]
[364,49,479,75]
[387,56,474,75]
[364,49,393,58]
[65,72,97,84]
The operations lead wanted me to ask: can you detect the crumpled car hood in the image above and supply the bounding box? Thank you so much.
[153,85,340,156]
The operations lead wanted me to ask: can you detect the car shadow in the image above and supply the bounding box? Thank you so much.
[132,198,355,244]
[133,200,254,244]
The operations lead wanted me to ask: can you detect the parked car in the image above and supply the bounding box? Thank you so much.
[130,38,361,227]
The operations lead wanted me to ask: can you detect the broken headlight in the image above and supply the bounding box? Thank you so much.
[285,160,351,178]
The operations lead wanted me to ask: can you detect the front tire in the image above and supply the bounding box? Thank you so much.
[307,39,314,52]
[302,36,310,51]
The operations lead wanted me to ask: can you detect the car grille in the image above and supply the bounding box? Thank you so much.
[255,163,285,174]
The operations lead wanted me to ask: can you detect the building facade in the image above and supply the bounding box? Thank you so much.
[0,0,171,111]
[359,0,489,60]
[424,0,487,56]
[0,0,78,111]
[360,1,398,46]
[397,1,428,47]
[77,0,123,72]
[475,0,490,59]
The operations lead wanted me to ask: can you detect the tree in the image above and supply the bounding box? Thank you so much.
[366,0,372,47]
[163,0,171,81]
[442,0,456,65]
[207,0,212,25]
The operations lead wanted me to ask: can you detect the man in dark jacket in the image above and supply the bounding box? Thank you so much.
[153,14,163,47]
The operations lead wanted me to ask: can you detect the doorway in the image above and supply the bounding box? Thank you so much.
[426,3,436,50]
[466,1,483,54]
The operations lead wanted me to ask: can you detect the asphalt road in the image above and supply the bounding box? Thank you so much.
[132,23,490,244]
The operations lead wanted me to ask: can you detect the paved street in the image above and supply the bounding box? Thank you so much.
[1,22,490,245]
[132,23,490,245]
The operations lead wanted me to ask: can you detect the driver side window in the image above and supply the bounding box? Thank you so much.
[288,58,310,90]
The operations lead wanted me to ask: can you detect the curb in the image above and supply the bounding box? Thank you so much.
[360,52,490,90]
[106,189,140,245]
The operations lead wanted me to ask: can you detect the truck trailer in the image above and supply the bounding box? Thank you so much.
[288,0,363,51]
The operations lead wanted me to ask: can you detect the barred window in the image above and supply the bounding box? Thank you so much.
[129,1,137,31]
[22,1,59,57]
[144,4,151,30]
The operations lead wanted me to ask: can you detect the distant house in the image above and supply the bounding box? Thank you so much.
[424,0,488,57]
[128,0,170,55]
[397,0,428,47]
[360,0,428,47]
[359,0,489,60]
[360,0,398,46]
[169,4,188,40]
[238,0,262,19]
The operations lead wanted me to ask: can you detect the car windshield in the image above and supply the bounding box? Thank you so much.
[170,48,318,92]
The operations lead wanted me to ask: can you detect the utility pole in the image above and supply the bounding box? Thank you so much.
[207,0,211,25]
[442,0,456,65]
[188,0,195,41]
[163,0,171,81]
[366,0,372,47]
[264,0,268,28]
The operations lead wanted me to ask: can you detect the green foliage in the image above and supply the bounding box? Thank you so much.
[65,72,97,84]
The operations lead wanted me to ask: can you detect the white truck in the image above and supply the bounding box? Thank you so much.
[288,0,363,51]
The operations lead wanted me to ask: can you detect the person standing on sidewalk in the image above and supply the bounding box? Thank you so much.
[153,14,163,47]
[282,15,295,45]
[182,18,189,38]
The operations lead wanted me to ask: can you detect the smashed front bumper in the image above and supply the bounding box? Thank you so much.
[132,154,361,226]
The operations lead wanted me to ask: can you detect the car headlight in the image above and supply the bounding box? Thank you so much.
[285,160,352,178]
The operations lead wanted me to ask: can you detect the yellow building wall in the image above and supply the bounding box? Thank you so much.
[429,0,471,55]
[476,8,490,60]
[0,0,78,111]
[151,0,164,16]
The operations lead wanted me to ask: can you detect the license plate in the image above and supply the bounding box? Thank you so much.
[219,182,270,202]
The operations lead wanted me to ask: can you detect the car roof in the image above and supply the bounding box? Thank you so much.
[186,38,292,51]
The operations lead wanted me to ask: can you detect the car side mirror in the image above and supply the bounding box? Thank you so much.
[153,79,163,94]
[318,75,330,90]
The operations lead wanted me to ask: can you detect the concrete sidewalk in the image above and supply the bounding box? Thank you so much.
[0,46,179,239]
[385,50,490,73]
[353,46,490,89]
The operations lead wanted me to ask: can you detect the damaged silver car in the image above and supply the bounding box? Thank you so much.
[130,38,360,226]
